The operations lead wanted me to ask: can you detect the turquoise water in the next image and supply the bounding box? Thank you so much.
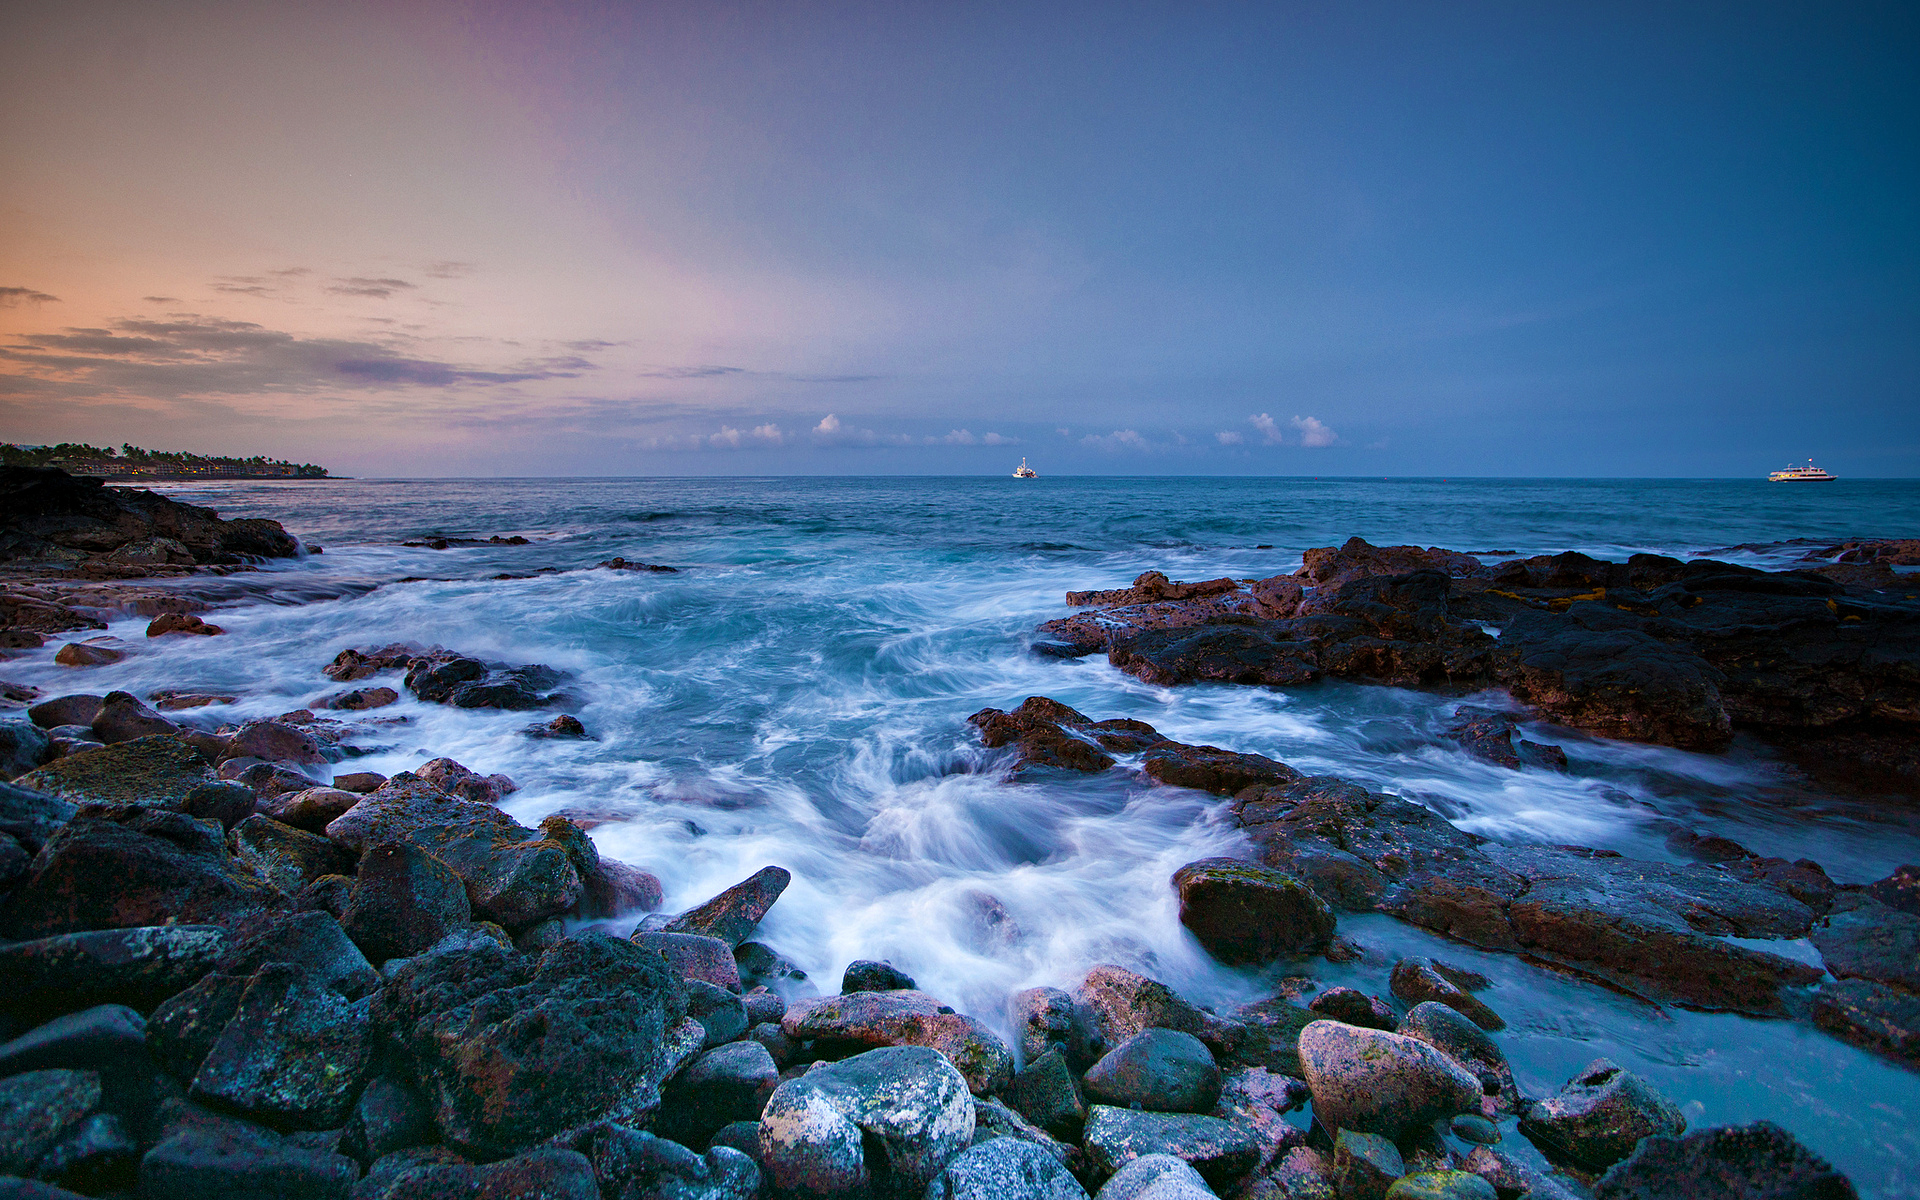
[12,476,1920,1194]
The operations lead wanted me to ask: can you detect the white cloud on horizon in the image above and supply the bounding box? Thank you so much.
[1249,413,1284,444]
[1081,429,1149,452]
[1291,415,1337,447]
[1216,430,1244,445]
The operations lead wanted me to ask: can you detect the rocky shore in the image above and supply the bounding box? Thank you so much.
[0,488,1911,1198]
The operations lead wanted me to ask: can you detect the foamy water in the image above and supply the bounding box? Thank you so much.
[11,476,1920,1195]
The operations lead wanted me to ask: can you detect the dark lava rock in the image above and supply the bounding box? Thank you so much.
[380,1145,600,1199]
[1142,743,1301,795]
[374,932,688,1156]
[88,691,180,743]
[525,713,591,739]
[1811,978,1920,1065]
[1494,610,1732,750]
[1389,957,1504,1031]
[758,1045,975,1199]
[324,772,582,929]
[1809,895,1920,993]
[1081,1106,1263,1188]
[927,1136,1089,1200]
[1172,858,1336,964]
[1396,1002,1517,1112]
[317,685,399,711]
[230,815,352,894]
[1306,987,1396,1031]
[341,842,472,962]
[1300,538,1482,590]
[0,1068,101,1177]
[1332,1129,1405,1200]
[0,779,77,852]
[214,909,377,999]
[1007,1048,1087,1140]
[1082,1029,1221,1114]
[0,719,52,777]
[657,1039,780,1146]
[968,697,1157,773]
[138,1123,357,1200]
[634,930,744,992]
[1296,1020,1481,1142]
[189,962,373,1129]
[340,1075,434,1165]
[262,786,363,833]
[5,925,228,1025]
[1067,570,1243,609]
[0,466,299,565]
[1865,864,1920,918]
[1444,707,1567,771]
[781,989,1015,1096]
[1593,1120,1858,1200]
[1520,1059,1687,1174]
[1008,986,1100,1071]
[14,735,254,826]
[323,644,420,683]
[1035,592,1265,657]
[404,654,564,710]
[843,959,917,993]
[663,864,792,945]
[561,1123,759,1200]
[3,805,283,939]
[1109,624,1321,688]
[686,979,749,1047]
[28,694,104,730]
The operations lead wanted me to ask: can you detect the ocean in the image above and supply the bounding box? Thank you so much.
[13,475,1920,1194]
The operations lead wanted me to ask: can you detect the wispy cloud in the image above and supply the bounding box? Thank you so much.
[142,296,179,304]
[1216,430,1245,445]
[811,413,912,447]
[327,276,418,298]
[1249,412,1285,444]
[636,365,746,379]
[1081,429,1149,452]
[1291,415,1338,447]
[0,287,60,307]
[423,262,474,279]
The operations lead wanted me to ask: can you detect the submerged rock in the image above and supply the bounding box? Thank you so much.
[1388,957,1504,1031]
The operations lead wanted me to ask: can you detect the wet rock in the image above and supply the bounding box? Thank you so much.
[1008,1047,1088,1140]
[331,771,386,794]
[0,1069,101,1176]
[1865,864,1920,918]
[319,686,398,712]
[4,806,283,939]
[152,691,237,711]
[215,909,379,999]
[325,772,583,929]
[147,612,223,637]
[969,697,1148,773]
[1304,987,1395,1031]
[1457,1147,1584,1200]
[759,1044,975,1199]
[375,932,688,1156]
[971,1097,1077,1167]
[737,940,814,997]
[1519,1059,1686,1174]
[1083,1029,1221,1114]
[524,713,590,739]
[1296,1021,1480,1141]
[1036,592,1265,658]
[0,719,53,778]
[1108,624,1320,688]
[384,1145,599,1199]
[1592,1120,1857,1200]
[1388,958,1504,1031]
[782,989,1015,1096]
[148,972,250,1082]
[928,1136,1090,1200]
[1494,612,1732,751]
[404,654,564,711]
[1444,708,1566,772]
[843,960,917,993]
[1449,1115,1499,1145]
[1093,1153,1215,1200]
[27,694,103,730]
[1395,1003,1516,1111]
[6,924,228,1023]
[1383,1172,1496,1200]
[663,864,792,945]
[1076,965,1209,1048]
[53,642,124,667]
[341,842,472,962]
[263,787,363,833]
[635,930,745,991]
[415,757,508,804]
[1081,1107,1263,1188]
[230,815,352,893]
[189,962,373,1129]
[1331,1130,1403,1200]
[1172,859,1335,964]
[323,644,420,682]
[1811,978,1920,1064]
[1810,895,1920,992]
[1210,1068,1307,1168]
[15,735,252,825]
[658,1039,780,1146]
[1243,1145,1336,1200]
[1010,986,1101,1071]
[561,1123,757,1200]
[227,720,329,767]
[1143,745,1301,796]
[0,779,77,853]
[1300,539,1481,590]
[1068,571,1243,609]
[35,1109,140,1193]
[138,1123,357,1200]
[225,760,321,799]
[745,987,787,1024]
[687,979,750,1047]
[341,1076,434,1165]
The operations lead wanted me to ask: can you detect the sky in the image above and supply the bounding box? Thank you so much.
[1,1,1915,478]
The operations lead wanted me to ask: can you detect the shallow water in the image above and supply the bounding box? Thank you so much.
[11,476,1920,1195]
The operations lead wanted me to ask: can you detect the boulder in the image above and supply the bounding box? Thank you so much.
[1592,1121,1857,1200]
[152,692,237,711]
[1082,1029,1221,1114]
[374,932,688,1156]
[0,1069,101,1177]
[1395,1003,1516,1112]
[331,771,386,793]
[229,815,352,894]
[1304,987,1395,1031]
[54,642,124,667]
[1211,1067,1308,1164]
[1007,1048,1088,1140]
[14,736,254,826]
[340,1075,435,1165]
[1810,895,1920,992]
[1080,1107,1263,1188]
[1171,859,1335,964]
[323,644,421,682]
[223,760,320,800]
[88,692,181,743]
[36,1109,141,1193]
[759,1045,975,1199]
[0,466,298,563]
[525,714,591,739]
[225,721,328,768]
[5,925,228,1025]
[1298,539,1481,590]
[0,779,77,854]
[416,757,510,804]
[213,909,378,999]
[28,695,103,730]
[1295,1021,1480,1141]
[686,978,750,1046]
[559,1123,758,1200]
[1519,1059,1686,1174]
[138,1123,357,1200]
[1142,745,1300,796]
[1384,1172,1496,1200]
[1811,978,1920,1064]
[843,959,917,993]
[147,612,223,637]
[1036,593,1264,658]
[340,842,473,962]
[262,787,362,833]
[969,697,1156,773]
[927,1136,1090,1200]
[404,654,563,710]
[325,773,583,929]
[1075,965,1210,1048]
[1388,958,1504,1031]
[1247,1145,1338,1199]
[0,719,53,778]
[189,962,373,1129]
[1093,1154,1216,1200]
[657,1039,780,1146]
[317,686,398,712]
[1457,1147,1584,1200]
[1067,571,1242,608]
[148,972,251,1083]
[634,931,745,992]
[1009,986,1100,1071]
[0,1004,147,1080]
[3,807,282,939]
[1331,1130,1404,1200]
[781,989,1015,1096]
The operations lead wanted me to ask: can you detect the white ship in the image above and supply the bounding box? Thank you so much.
[1768,459,1836,482]
[1012,457,1038,478]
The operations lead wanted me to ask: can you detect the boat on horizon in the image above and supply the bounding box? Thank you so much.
[1768,459,1836,482]
[1013,457,1038,478]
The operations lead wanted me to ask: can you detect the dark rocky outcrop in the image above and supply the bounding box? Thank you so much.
[663,865,792,945]
[1520,1059,1687,1173]
[0,466,299,566]
[15,736,257,828]
[1593,1120,1858,1200]
[1171,859,1335,964]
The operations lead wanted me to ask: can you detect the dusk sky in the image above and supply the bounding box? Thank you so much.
[2,1,1914,477]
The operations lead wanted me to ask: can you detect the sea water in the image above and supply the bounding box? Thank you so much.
[11,475,1920,1195]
